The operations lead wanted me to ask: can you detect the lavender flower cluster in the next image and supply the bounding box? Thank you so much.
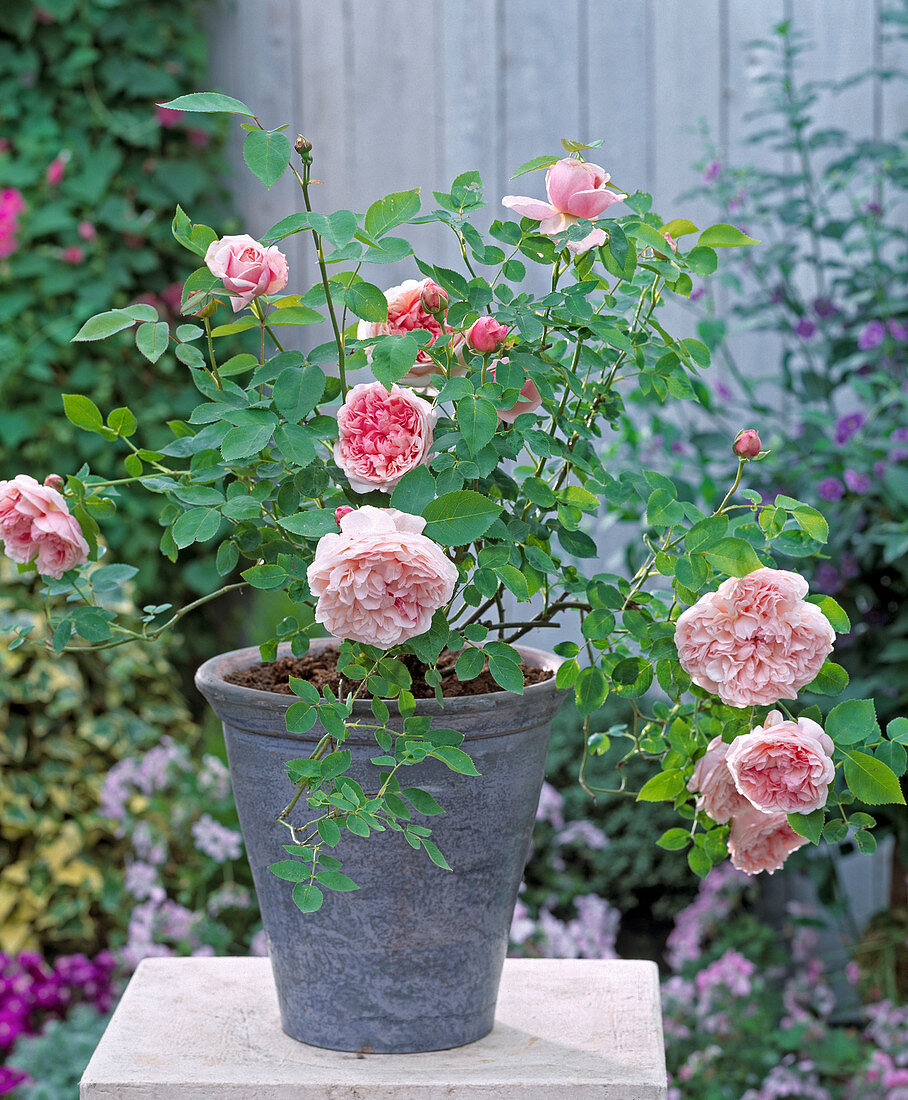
[0,951,117,1095]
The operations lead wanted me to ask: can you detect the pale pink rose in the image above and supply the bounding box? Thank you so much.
[467,316,509,354]
[502,157,625,255]
[491,361,542,423]
[728,807,809,875]
[204,234,289,312]
[333,382,437,494]
[356,278,465,387]
[725,709,835,815]
[675,568,835,707]
[0,474,89,579]
[687,737,750,824]
[307,507,458,648]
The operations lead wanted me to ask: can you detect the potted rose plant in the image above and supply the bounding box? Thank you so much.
[2,92,904,1053]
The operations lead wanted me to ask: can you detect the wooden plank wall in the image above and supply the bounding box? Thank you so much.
[205,0,904,307]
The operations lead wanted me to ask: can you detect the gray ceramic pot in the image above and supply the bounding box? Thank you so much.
[195,638,564,1053]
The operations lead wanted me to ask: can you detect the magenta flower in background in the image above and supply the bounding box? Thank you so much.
[834,412,865,445]
[817,477,844,502]
[689,285,706,302]
[703,160,721,182]
[77,221,97,242]
[844,468,871,494]
[45,154,67,186]
[886,319,907,341]
[857,319,886,350]
[0,188,25,259]
[155,104,183,128]
[61,245,85,265]
[794,317,816,339]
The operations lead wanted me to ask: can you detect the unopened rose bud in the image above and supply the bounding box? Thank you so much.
[295,135,313,162]
[44,474,64,492]
[733,428,761,459]
[419,281,448,317]
[335,506,353,528]
[467,316,509,354]
[193,300,217,320]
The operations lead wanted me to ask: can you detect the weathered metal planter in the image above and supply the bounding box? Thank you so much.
[195,638,564,1053]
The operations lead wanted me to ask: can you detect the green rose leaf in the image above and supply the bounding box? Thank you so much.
[888,717,908,746]
[291,882,324,913]
[364,189,422,239]
[510,154,560,179]
[345,281,389,322]
[807,595,850,634]
[135,321,170,364]
[806,661,849,696]
[72,309,137,342]
[421,490,501,545]
[390,466,436,514]
[243,128,292,189]
[280,510,337,538]
[456,395,498,454]
[273,364,325,422]
[703,537,762,577]
[843,751,905,806]
[401,787,445,816]
[316,870,359,892]
[826,698,880,745]
[611,657,654,698]
[159,92,255,116]
[637,768,685,802]
[656,828,691,850]
[371,334,421,390]
[430,746,480,776]
[787,808,825,844]
[697,223,760,248]
[241,563,289,589]
[455,647,485,682]
[575,665,608,716]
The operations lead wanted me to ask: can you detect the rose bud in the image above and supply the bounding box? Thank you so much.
[467,316,509,354]
[334,506,354,528]
[43,474,64,492]
[419,281,448,317]
[733,428,761,459]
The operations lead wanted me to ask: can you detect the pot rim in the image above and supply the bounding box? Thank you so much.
[195,636,565,718]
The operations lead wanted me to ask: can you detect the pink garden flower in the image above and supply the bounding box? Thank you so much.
[725,710,835,815]
[204,234,288,312]
[733,428,761,459]
[687,737,750,824]
[155,105,184,129]
[727,806,809,875]
[674,568,835,707]
[0,474,89,579]
[467,316,509,354]
[356,278,465,387]
[307,507,458,648]
[45,154,68,186]
[333,382,436,494]
[61,245,85,265]
[502,157,626,255]
[491,362,543,423]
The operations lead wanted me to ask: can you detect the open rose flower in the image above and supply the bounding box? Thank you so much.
[726,710,835,815]
[675,568,835,707]
[502,158,626,255]
[204,234,289,312]
[334,382,437,494]
[687,737,750,824]
[728,807,809,875]
[307,507,458,648]
[0,474,89,579]
[356,278,465,387]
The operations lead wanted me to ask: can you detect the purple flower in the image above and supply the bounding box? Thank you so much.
[865,200,882,216]
[817,477,845,502]
[689,285,705,302]
[887,319,908,341]
[890,426,908,443]
[716,382,732,402]
[190,814,243,863]
[812,297,837,319]
[814,562,842,595]
[874,460,887,479]
[555,820,609,850]
[857,320,886,350]
[703,160,721,182]
[535,781,565,828]
[834,412,865,445]
[794,317,816,339]
[125,861,163,902]
[840,553,860,580]
[844,468,872,494]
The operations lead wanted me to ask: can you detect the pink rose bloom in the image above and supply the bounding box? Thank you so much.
[728,807,809,875]
[675,568,835,707]
[502,157,626,255]
[307,507,458,648]
[204,234,289,312]
[687,737,750,824]
[0,474,89,579]
[467,316,509,354]
[333,382,437,494]
[61,245,85,265]
[356,278,465,387]
[491,361,542,423]
[77,221,97,242]
[155,105,183,129]
[45,155,67,186]
[733,428,761,458]
[334,506,353,528]
[725,709,835,815]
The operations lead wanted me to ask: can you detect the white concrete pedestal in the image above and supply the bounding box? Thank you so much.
[80,956,667,1099]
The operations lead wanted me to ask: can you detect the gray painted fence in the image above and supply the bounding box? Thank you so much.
[207,0,905,311]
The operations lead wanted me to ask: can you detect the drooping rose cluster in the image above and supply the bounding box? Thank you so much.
[0,188,25,260]
[689,710,836,874]
[674,568,834,707]
[0,475,89,579]
[204,234,289,312]
[502,157,626,255]
[357,278,465,386]
[333,382,436,493]
[307,507,458,648]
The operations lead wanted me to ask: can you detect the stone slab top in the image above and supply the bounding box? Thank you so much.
[80,956,667,1099]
